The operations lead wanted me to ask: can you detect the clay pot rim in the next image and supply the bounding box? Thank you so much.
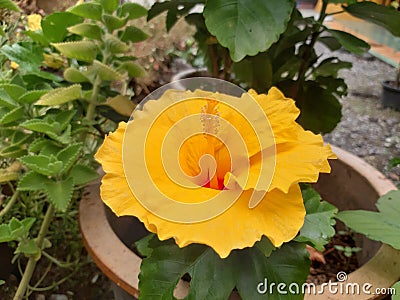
[79,146,399,299]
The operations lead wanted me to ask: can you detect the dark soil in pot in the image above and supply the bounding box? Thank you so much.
[382,80,400,111]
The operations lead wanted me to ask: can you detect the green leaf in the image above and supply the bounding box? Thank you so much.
[0,106,24,125]
[67,23,102,40]
[57,143,82,173]
[8,217,35,240]
[323,0,356,3]
[1,43,43,73]
[139,236,309,300]
[44,177,74,211]
[327,29,370,55]
[135,234,156,257]
[318,36,342,51]
[63,67,90,83]
[236,242,309,299]
[69,165,99,185]
[28,138,54,153]
[0,89,18,108]
[337,190,400,250]
[119,3,147,20]
[68,2,103,21]
[343,2,400,37]
[41,12,83,43]
[0,0,21,11]
[97,0,118,13]
[19,155,63,176]
[390,157,400,168]
[18,90,50,104]
[16,239,40,256]
[102,14,128,32]
[105,34,129,54]
[52,41,97,63]
[0,84,26,100]
[119,26,149,43]
[21,119,59,134]
[392,281,400,300]
[117,61,146,78]
[0,224,12,242]
[18,171,51,191]
[203,0,295,61]
[295,187,337,251]
[35,84,82,106]
[313,58,352,78]
[0,145,27,159]
[55,110,77,131]
[46,125,71,145]
[91,60,123,81]
[0,280,5,286]
[23,30,49,46]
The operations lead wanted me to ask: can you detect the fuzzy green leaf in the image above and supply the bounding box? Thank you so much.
[68,2,103,21]
[21,119,59,134]
[392,282,400,300]
[41,12,83,43]
[28,139,55,153]
[0,106,24,125]
[119,26,149,43]
[55,110,77,131]
[0,145,27,159]
[18,171,51,191]
[57,143,82,173]
[67,23,103,40]
[0,224,12,242]
[44,177,74,211]
[337,190,400,250]
[104,95,135,117]
[52,41,97,63]
[46,125,72,145]
[92,60,123,81]
[102,14,128,32]
[1,43,43,73]
[204,0,295,61]
[35,84,81,106]
[344,2,400,37]
[18,90,49,104]
[69,165,99,185]
[117,61,146,78]
[327,29,370,55]
[105,34,129,54]
[0,89,18,108]
[97,0,118,13]
[63,67,90,83]
[16,239,40,256]
[19,155,63,177]
[119,3,147,20]
[0,0,21,11]
[295,187,338,251]
[0,162,21,183]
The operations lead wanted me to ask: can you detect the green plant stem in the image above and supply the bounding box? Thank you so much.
[86,76,102,121]
[292,1,328,102]
[0,190,19,219]
[13,204,55,300]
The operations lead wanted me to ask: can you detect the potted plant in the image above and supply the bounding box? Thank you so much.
[382,65,400,110]
[0,0,148,298]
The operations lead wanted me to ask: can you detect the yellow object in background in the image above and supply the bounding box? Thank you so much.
[27,14,42,32]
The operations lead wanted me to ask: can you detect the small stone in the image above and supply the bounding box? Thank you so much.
[49,294,68,300]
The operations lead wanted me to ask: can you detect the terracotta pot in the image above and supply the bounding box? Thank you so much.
[79,146,400,300]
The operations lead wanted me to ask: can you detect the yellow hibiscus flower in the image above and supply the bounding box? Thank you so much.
[95,86,335,258]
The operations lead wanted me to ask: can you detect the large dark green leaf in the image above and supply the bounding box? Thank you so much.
[203,0,295,61]
[343,2,400,37]
[118,3,147,20]
[138,235,309,300]
[337,190,400,250]
[68,2,103,21]
[327,29,370,55]
[313,57,352,78]
[295,187,337,251]
[1,43,43,72]
[41,12,83,43]
[44,177,74,211]
[232,52,272,93]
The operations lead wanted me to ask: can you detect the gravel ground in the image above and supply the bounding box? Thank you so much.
[318,45,400,183]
